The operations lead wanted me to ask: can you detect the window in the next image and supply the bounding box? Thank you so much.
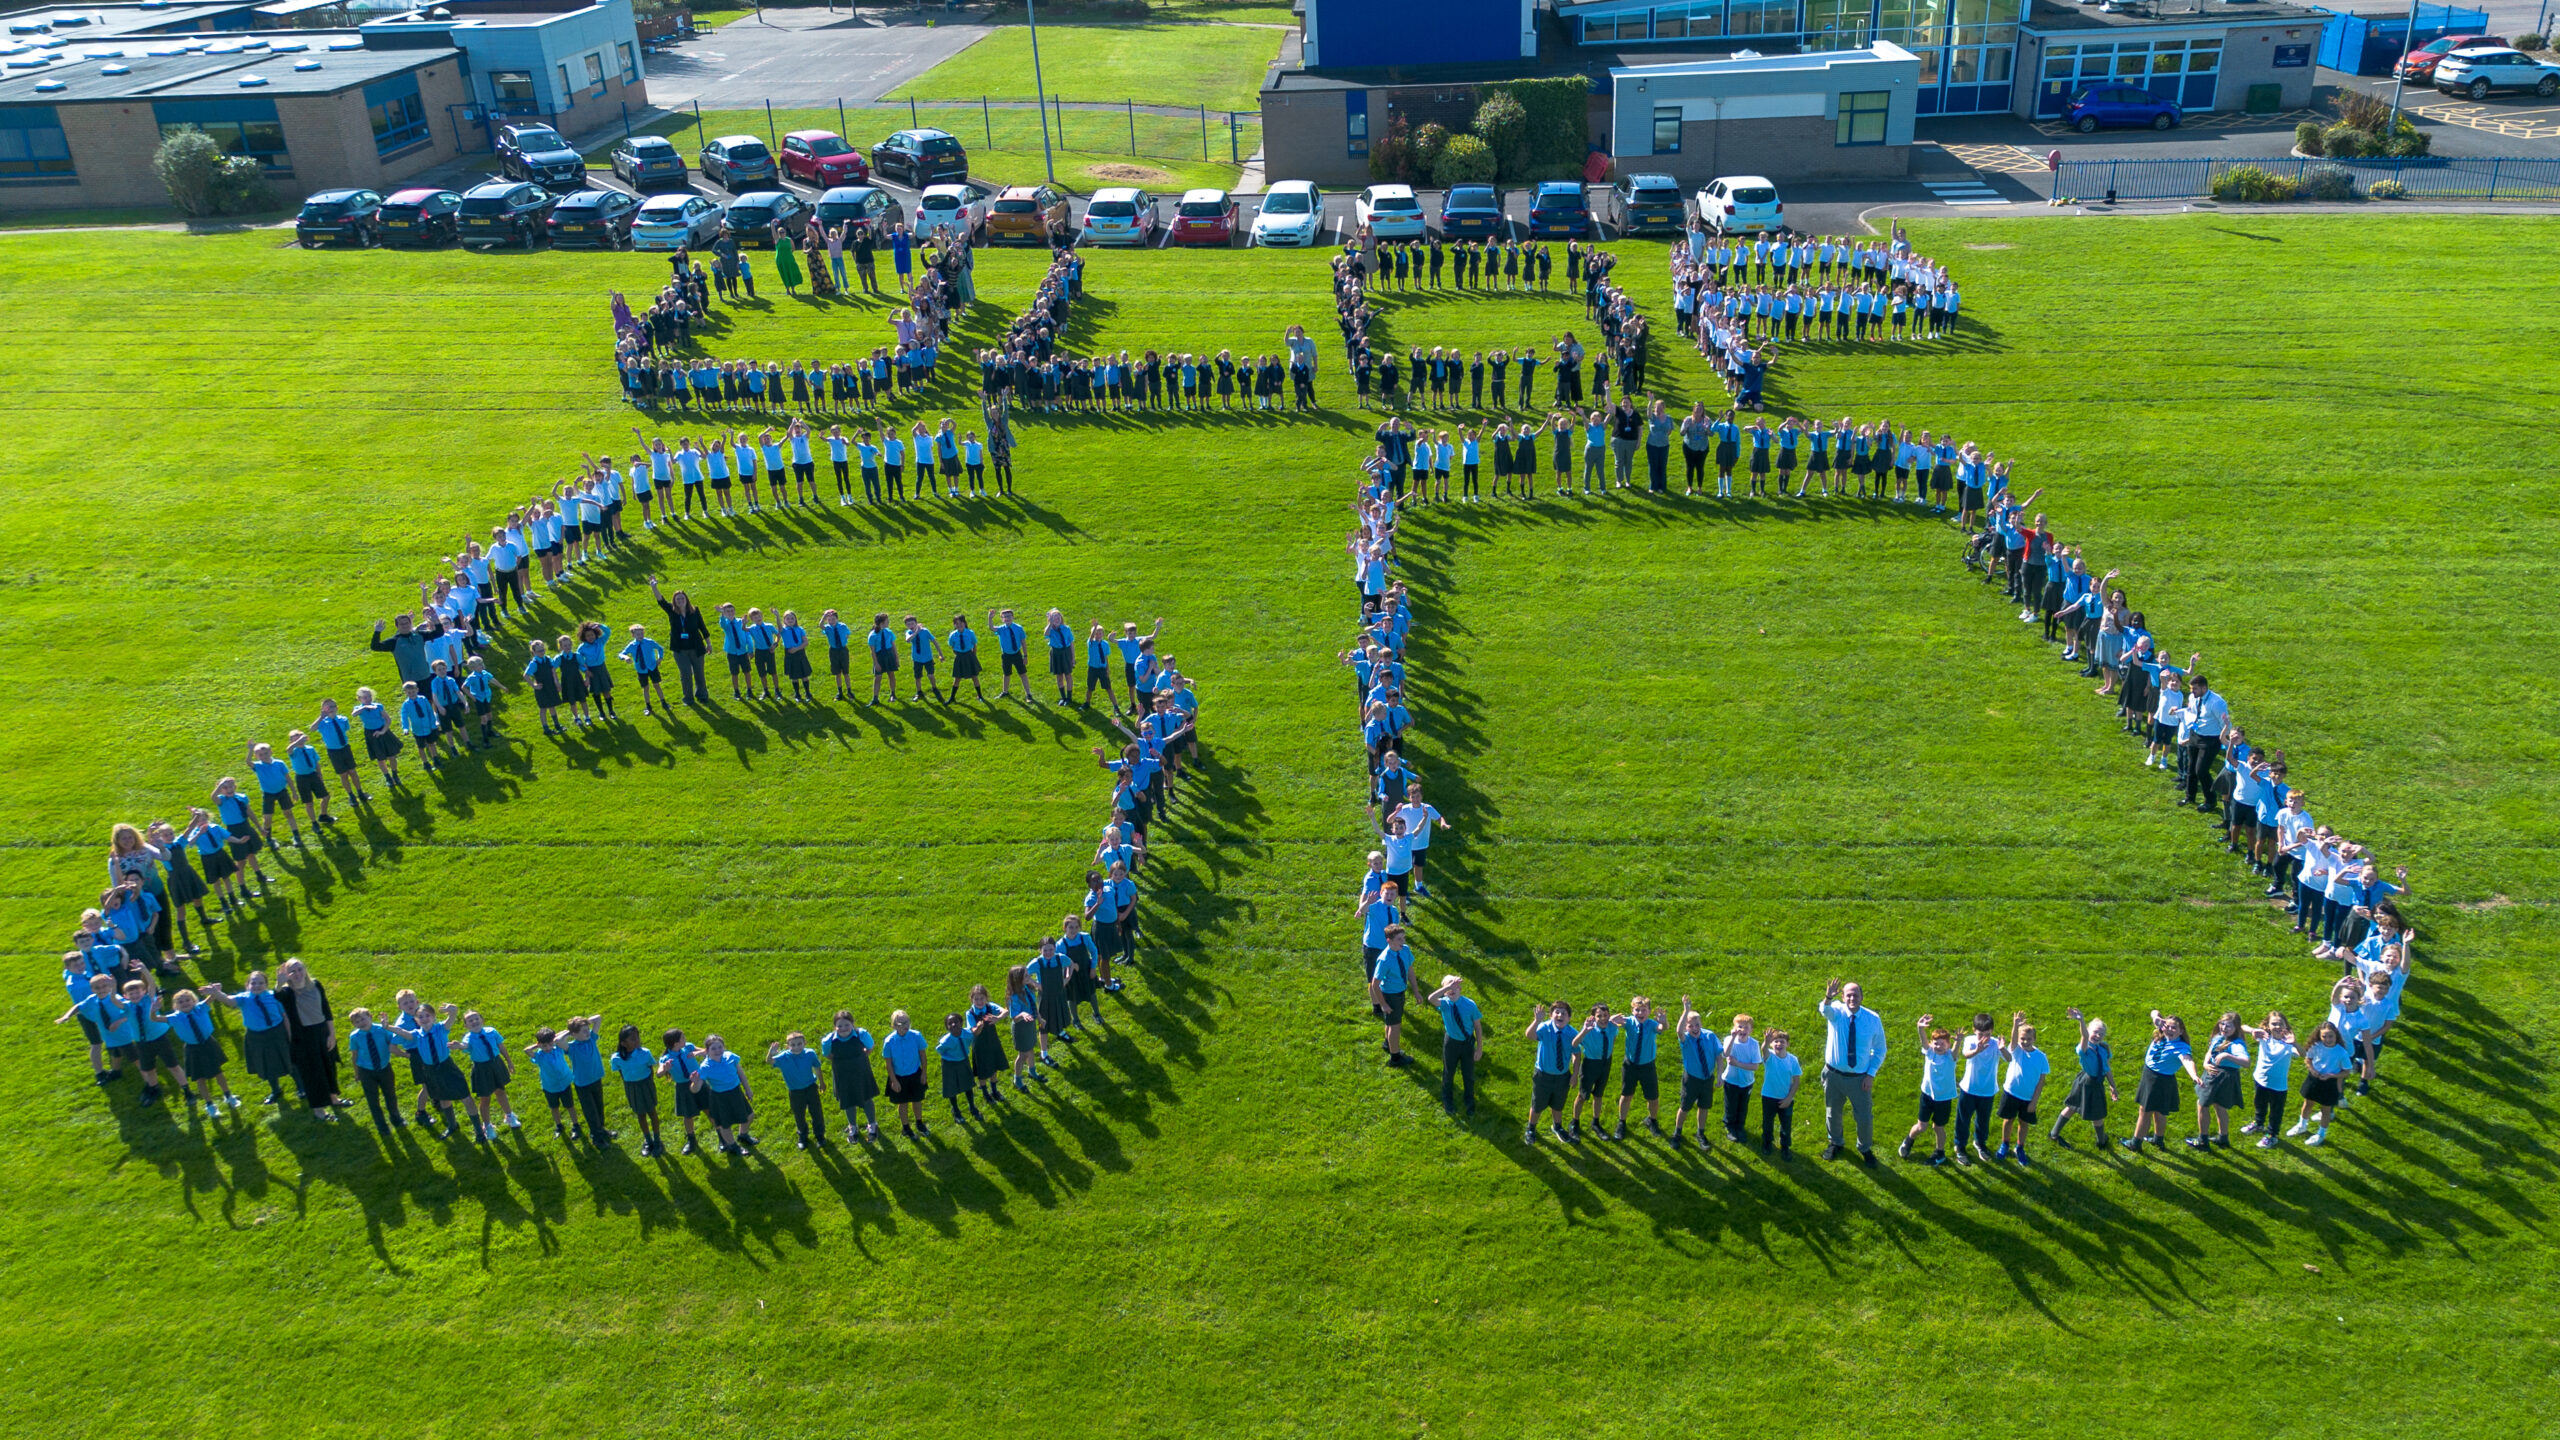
[1836,88,1888,144]
[617,40,637,83]
[1582,12,1642,41]
[0,104,73,183]
[365,72,430,157]
[2188,40,2221,72]
[1980,45,2013,82]
[1727,0,1799,34]
[2043,44,2075,79]
[1651,104,1682,152]
[1345,89,1368,158]
[558,63,575,107]
[1803,0,1863,42]
[154,99,288,171]
[584,52,606,96]
[490,69,535,114]
[1657,2,1722,37]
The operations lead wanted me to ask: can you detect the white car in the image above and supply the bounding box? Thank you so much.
[914,183,982,243]
[631,192,721,252]
[2433,46,2560,98]
[1355,182,1426,238]
[1079,185,1158,246]
[1694,174,1783,234]
[1250,179,1323,246]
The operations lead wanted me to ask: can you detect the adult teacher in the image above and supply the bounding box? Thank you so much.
[648,576,711,706]
[276,958,349,1121]
[1819,977,1887,1164]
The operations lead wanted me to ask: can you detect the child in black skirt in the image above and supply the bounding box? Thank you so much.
[1005,965,1044,1091]
[2049,1008,2116,1148]
[966,984,1007,1106]
[553,633,595,727]
[948,613,986,701]
[151,820,211,955]
[779,610,814,702]
[936,1012,980,1123]
[461,1012,519,1142]
[660,1027,703,1156]
[823,1010,879,1142]
[821,609,856,703]
[166,988,236,1119]
[522,641,566,736]
[612,1023,663,1156]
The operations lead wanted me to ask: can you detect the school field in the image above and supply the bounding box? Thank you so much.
[0,216,2554,1435]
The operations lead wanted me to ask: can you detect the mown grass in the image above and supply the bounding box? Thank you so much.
[0,218,2553,1435]
[889,20,1284,112]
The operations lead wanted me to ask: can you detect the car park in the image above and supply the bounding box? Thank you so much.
[869,127,969,187]
[914,183,982,243]
[1693,174,1782,234]
[1524,180,1592,238]
[2396,32,2504,83]
[457,180,559,250]
[610,134,689,189]
[497,124,588,191]
[2434,46,2560,97]
[779,129,870,187]
[699,135,776,190]
[1079,186,1157,246]
[547,187,640,249]
[815,185,903,233]
[376,187,462,247]
[631,192,724,251]
[721,189,811,247]
[1355,183,1427,238]
[294,187,381,247]
[1248,180,1323,246]
[1437,183,1504,238]
[987,183,1071,245]
[1611,173,1685,235]
[2064,84,2181,131]
[1169,187,1238,246]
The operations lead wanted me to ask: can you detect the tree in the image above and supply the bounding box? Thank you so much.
[1410,122,1450,176]
[152,126,224,217]
[1367,112,1412,184]
[1470,91,1527,180]
[1432,133,1496,189]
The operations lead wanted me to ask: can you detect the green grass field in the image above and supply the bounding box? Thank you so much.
[2,216,2556,1434]
[890,20,1284,112]
[633,103,1254,193]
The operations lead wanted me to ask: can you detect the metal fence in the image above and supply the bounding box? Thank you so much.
[2056,155,2560,201]
[625,98,1258,173]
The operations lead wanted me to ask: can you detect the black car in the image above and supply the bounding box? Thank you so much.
[548,187,640,249]
[295,188,382,247]
[458,180,560,250]
[376,187,463,247]
[496,123,589,192]
[720,190,811,248]
[868,127,968,187]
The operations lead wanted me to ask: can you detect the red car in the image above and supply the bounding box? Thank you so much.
[2397,33,2506,82]
[1170,187,1237,246]
[778,130,870,187]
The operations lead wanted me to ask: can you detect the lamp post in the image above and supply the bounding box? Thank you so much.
[1027,0,1057,185]
[2384,0,2421,135]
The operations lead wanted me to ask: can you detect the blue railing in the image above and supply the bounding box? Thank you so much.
[2056,155,2560,201]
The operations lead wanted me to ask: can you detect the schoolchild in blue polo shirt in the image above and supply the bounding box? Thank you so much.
[779,609,814,702]
[620,624,670,716]
[689,1034,758,1157]
[461,1012,520,1142]
[866,612,901,704]
[660,1027,704,1155]
[344,1005,404,1136]
[558,1015,612,1143]
[460,658,499,746]
[766,1032,826,1148]
[903,614,944,703]
[1523,1000,1578,1143]
[611,1024,663,1155]
[245,740,311,847]
[947,612,985,701]
[1613,997,1667,1140]
[1568,1002,1617,1139]
[934,1012,981,1125]
[987,607,1029,701]
[525,1027,580,1140]
[208,778,275,893]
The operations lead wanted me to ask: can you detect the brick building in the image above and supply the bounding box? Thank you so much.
[1607,43,1921,182]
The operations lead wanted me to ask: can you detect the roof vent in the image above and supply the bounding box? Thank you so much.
[294,59,321,70]
[34,77,64,89]
[236,72,266,85]
[101,61,128,73]
[326,38,364,49]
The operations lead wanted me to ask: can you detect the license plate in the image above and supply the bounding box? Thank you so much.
[386,219,411,227]
[563,225,589,232]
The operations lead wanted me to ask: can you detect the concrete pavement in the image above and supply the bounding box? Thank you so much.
[645,9,987,107]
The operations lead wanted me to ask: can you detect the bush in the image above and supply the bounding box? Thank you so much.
[1480,75,1591,176]
[211,155,272,214]
[2209,164,2300,202]
[2515,31,2546,49]
[1367,112,1412,184]
[2294,121,2324,155]
[2298,161,2356,200]
[2368,177,2409,199]
[2332,87,2394,133]
[1410,122,1449,176]
[1470,91,1527,180]
[151,126,225,217]
[2384,124,2431,157]
[1432,132,1496,188]
[2321,122,2368,158]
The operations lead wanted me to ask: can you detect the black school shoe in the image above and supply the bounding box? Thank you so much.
[1822,1144,1843,1162]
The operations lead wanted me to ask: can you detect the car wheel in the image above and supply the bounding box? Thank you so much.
[2075,115,2099,133]
[2541,75,2558,97]
[2470,78,2492,100]
[519,222,536,251]
[2153,112,2174,130]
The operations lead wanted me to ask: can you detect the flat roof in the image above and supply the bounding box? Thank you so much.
[1608,39,1918,80]
[0,3,272,39]
[2025,0,2324,31]
[0,29,454,100]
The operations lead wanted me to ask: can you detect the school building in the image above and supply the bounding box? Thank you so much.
[0,0,645,212]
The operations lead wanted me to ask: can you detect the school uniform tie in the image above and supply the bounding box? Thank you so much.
[1843,1008,1860,1072]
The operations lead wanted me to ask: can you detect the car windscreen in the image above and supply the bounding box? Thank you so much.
[920,195,960,209]
[1373,195,1420,212]
[727,204,773,223]
[992,198,1038,214]
[637,198,695,219]
[804,136,853,156]
[1177,199,1227,217]
[1261,191,1310,214]
[727,143,769,162]
[1631,186,1681,204]
[1087,200,1135,217]
[299,200,350,218]
[1532,192,1584,211]
[556,193,614,211]
[632,138,674,153]
[1731,186,1778,204]
[919,136,963,155]
[514,129,565,150]
[459,196,511,215]
[1447,187,1494,208]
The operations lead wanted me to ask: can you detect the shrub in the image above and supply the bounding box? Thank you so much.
[2209,164,2299,202]
[1432,132,1497,188]
[2515,31,2546,49]
[211,155,272,214]
[2368,177,2409,199]
[151,126,225,217]
[2384,123,2431,157]
[2294,121,2324,155]
[1410,122,1449,176]
[2320,122,2368,158]
[1470,91,1528,180]
[1368,112,1412,184]
[2298,161,2356,200]
[2332,87,2394,133]
[1480,76,1590,175]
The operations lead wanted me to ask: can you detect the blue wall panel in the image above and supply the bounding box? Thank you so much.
[1312,0,1517,67]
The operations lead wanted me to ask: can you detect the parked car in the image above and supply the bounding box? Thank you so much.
[610,134,689,189]
[1355,182,1426,238]
[294,187,382,247]
[1170,187,1238,246]
[869,127,969,186]
[631,192,724,251]
[1438,182,1504,238]
[376,187,462,247]
[986,183,1071,245]
[1611,172,1685,235]
[2064,84,2181,132]
[699,134,776,190]
[1693,174,1782,233]
[722,189,811,247]
[2396,32,2505,83]
[1248,179,1323,246]
[779,129,870,186]
[548,186,640,248]
[915,183,982,242]
[2434,46,2560,97]
[1080,186,1157,246]
[814,184,903,233]
[1524,180,1591,238]
[496,124,587,191]
[457,180,558,250]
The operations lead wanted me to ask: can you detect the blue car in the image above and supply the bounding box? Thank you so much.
[1438,183,1504,238]
[2066,84,2181,133]
[1526,180,1591,239]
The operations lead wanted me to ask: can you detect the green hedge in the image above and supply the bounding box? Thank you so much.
[1480,75,1590,178]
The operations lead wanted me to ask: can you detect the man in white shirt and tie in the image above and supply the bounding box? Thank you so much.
[1820,978,1888,1163]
